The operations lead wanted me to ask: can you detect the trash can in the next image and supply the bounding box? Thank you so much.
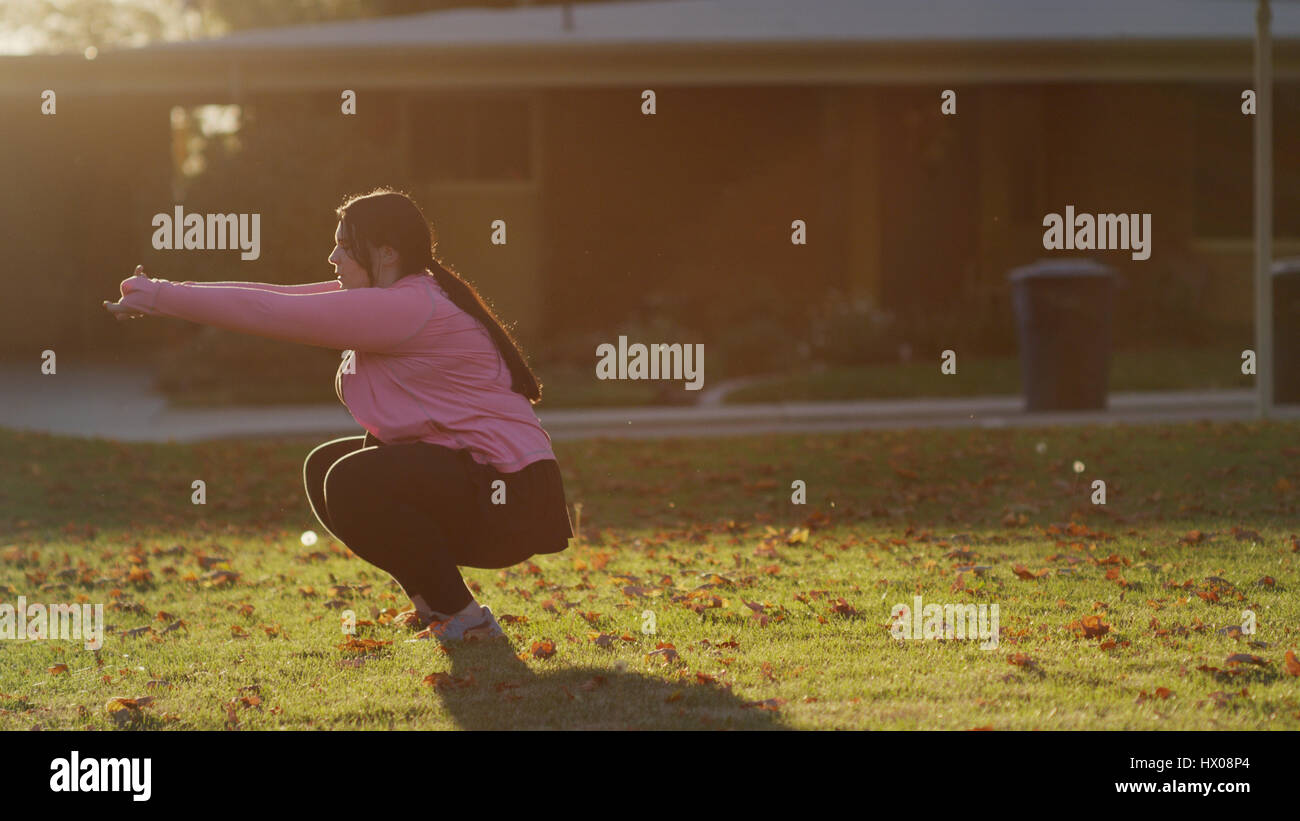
[1274,258,1300,405]
[1008,258,1118,411]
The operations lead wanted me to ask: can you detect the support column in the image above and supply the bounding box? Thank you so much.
[1255,0,1274,417]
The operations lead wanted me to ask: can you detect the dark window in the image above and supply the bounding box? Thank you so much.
[409,96,532,182]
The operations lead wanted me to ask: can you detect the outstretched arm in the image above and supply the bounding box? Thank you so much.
[180,280,343,295]
[114,275,434,352]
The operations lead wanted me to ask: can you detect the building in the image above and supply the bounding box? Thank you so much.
[2,0,1298,358]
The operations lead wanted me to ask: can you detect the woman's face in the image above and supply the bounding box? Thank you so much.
[329,221,371,290]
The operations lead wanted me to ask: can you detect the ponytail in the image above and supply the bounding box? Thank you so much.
[426,255,542,403]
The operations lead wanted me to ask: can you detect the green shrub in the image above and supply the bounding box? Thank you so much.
[807,289,900,366]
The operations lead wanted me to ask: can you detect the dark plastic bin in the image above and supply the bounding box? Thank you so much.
[1274,258,1300,405]
[1008,258,1118,411]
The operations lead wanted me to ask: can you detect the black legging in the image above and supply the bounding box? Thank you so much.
[303,432,562,615]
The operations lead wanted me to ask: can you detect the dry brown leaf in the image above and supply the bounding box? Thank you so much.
[422,672,474,690]
[105,697,143,727]
[1067,614,1111,639]
[830,597,858,616]
[337,636,391,654]
[1013,565,1048,580]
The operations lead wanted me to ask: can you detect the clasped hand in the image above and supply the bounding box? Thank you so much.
[103,265,168,320]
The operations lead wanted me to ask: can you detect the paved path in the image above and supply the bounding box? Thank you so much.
[1,360,1297,444]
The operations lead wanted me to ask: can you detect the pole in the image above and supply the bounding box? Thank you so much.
[1255,0,1273,418]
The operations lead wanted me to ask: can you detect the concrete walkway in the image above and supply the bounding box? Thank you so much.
[2,360,1297,443]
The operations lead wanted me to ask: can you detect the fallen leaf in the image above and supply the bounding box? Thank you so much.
[105,697,143,727]
[336,636,391,654]
[422,672,474,690]
[1068,615,1111,639]
[829,597,858,617]
[1013,565,1049,580]
[645,644,679,664]
[1007,653,1039,669]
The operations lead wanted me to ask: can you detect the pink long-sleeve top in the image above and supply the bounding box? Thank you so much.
[118,272,557,472]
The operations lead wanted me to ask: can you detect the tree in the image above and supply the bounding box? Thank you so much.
[0,0,640,54]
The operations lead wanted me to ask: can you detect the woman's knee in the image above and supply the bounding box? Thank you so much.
[320,452,379,533]
[304,436,366,491]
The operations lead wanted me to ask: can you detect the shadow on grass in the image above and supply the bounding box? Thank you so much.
[414,638,788,730]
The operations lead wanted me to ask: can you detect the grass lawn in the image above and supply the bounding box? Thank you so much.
[1,420,1298,730]
[725,346,1256,404]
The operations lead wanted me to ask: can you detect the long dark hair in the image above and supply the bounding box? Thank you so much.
[335,187,542,403]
